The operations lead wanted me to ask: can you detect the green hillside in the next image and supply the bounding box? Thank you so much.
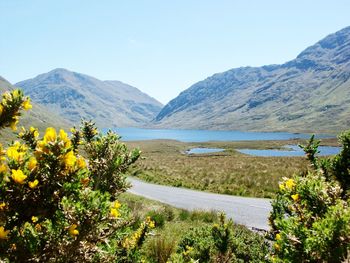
[154,26,350,133]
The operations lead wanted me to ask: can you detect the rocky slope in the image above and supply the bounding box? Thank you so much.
[0,76,71,140]
[16,69,163,128]
[154,26,350,133]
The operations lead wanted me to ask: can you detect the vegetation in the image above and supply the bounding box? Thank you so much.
[0,89,156,262]
[1,88,349,262]
[127,140,313,198]
[269,132,350,262]
[15,68,163,128]
[120,194,269,263]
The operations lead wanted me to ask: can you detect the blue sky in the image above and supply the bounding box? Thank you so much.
[1,0,349,104]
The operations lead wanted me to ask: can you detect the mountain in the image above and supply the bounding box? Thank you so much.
[154,26,350,133]
[0,76,71,141]
[16,69,163,128]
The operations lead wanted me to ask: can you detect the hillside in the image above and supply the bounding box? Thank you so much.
[16,69,163,128]
[154,26,350,133]
[0,76,71,141]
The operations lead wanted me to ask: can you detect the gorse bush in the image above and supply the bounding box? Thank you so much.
[173,213,269,263]
[0,89,155,262]
[270,133,350,262]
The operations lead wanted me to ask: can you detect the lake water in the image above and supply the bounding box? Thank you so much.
[237,145,341,157]
[108,127,330,142]
[186,148,225,154]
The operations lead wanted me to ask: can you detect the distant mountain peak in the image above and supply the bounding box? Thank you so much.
[16,69,163,128]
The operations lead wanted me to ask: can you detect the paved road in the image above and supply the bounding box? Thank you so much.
[128,178,272,230]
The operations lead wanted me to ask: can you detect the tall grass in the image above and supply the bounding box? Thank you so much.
[126,139,321,198]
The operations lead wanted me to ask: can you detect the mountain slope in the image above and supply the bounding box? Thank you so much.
[154,26,350,133]
[0,76,71,141]
[16,69,163,128]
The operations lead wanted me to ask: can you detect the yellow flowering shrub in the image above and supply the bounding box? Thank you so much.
[0,90,151,262]
[269,134,350,262]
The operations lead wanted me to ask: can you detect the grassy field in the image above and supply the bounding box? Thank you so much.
[126,138,339,198]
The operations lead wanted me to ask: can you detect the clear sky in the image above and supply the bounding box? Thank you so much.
[1,0,349,104]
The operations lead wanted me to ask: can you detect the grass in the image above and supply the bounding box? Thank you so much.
[126,138,339,198]
[120,192,269,263]
[119,192,219,262]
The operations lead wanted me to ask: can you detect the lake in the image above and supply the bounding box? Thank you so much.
[186,148,225,154]
[237,145,341,157]
[108,127,331,142]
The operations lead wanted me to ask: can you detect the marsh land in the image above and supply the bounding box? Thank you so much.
[126,138,339,198]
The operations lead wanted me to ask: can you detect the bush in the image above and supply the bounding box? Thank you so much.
[0,89,154,262]
[146,210,166,228]
[173,213,269,262]
[269,133,350,262]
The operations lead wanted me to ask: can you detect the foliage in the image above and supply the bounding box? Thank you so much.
[128,139,308,198]
[146,210,166,228]
[0,89,155,262]
[270,133,350,262]
[172,213,269,263]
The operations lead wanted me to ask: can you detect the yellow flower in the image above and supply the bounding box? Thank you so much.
[285,179,295,190]
[113,200,121,209]
[28,179,39,189]
[7,146,19,161]
[148,220,155,229]
[59,129,68,141]
[77,157,86,169]
[7,144,25,162]
[35,140,47,154]
[68,224,79,236]
[0,163,7,173]
[0,226,9,240]
[0,202,6,210]
[274,243,280,251]
[13,89,20,98]
[22,99,32,110]
[31,216,38,223]
[28,157,37,171]
[11,169,27,184]
[43,127,57,143]
[279,183,285,191]
[10,118,19,131]
[30,126,39,138]
[291,193,300,201]
[0,104,3,115]
[110,208,120,218]
[63,151,76,167]
[276,233,281,240]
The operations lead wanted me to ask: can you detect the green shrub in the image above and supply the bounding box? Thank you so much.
[0,90,154,262]
[270,133,350,262]
[146,210,166,228]
[174,213,269,262]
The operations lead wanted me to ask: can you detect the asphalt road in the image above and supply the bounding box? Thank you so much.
[128,178,272,230]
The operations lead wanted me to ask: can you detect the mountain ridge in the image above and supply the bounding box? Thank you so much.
[16,68,163,128]
[153,26,350,133]
[0,76,71,141]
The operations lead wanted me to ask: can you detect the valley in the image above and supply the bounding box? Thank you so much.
[126,137,339,198]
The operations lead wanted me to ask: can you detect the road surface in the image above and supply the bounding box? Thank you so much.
[128,178,272,230]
